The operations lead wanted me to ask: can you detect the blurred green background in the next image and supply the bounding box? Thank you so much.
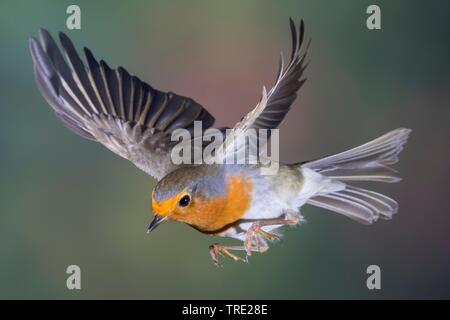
[1,0,449,299]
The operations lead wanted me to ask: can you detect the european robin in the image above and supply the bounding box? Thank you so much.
[30,19,411,265]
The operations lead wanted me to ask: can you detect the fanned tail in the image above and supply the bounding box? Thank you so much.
[299,128,411,224]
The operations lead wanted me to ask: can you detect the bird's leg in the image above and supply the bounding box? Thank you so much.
[209,243,267,266]
[209,214,303,265]
[209,243,245,266]
[244,215,301,256]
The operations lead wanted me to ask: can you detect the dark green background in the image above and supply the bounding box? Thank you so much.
[1,0,449,299]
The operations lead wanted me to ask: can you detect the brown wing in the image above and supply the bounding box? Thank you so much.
[250,18,309,130]
[29,29,215,180]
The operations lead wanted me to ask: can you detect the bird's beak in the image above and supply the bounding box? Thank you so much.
[147,215,168,234]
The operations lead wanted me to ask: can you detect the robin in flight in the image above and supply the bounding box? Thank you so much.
[30,19,411,266]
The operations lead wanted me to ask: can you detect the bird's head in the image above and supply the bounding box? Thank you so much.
[147,165,227,233]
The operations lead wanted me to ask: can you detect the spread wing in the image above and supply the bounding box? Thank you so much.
[29,29,215,180]
[216,19,309,163]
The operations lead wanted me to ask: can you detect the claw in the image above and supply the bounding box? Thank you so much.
[209,243,245,266]
[245,222,280,256]
[221,247,246,263]
[209,244,221,267]
[258,228,280,242]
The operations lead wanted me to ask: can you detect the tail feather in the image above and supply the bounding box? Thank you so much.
[303,128,411,183]
[344,186,398,215]
[317,161,401,183]
[308,194,376,224]
[301,128,411,224]
[307,186,398,224]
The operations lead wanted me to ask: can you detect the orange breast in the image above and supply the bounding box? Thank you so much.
[174,173,253,234]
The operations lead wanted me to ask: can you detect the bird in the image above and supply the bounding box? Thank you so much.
[29,19,411,266]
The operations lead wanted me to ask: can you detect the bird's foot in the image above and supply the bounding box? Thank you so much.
[244,216,302,256]
[209,243,246,267]
[244,222,278,256]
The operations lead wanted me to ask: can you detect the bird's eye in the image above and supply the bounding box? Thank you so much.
[179,195,191,207]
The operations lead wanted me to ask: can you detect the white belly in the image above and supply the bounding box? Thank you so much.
[219,166,304,241]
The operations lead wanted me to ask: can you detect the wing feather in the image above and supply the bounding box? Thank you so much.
[30,29,216,180]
